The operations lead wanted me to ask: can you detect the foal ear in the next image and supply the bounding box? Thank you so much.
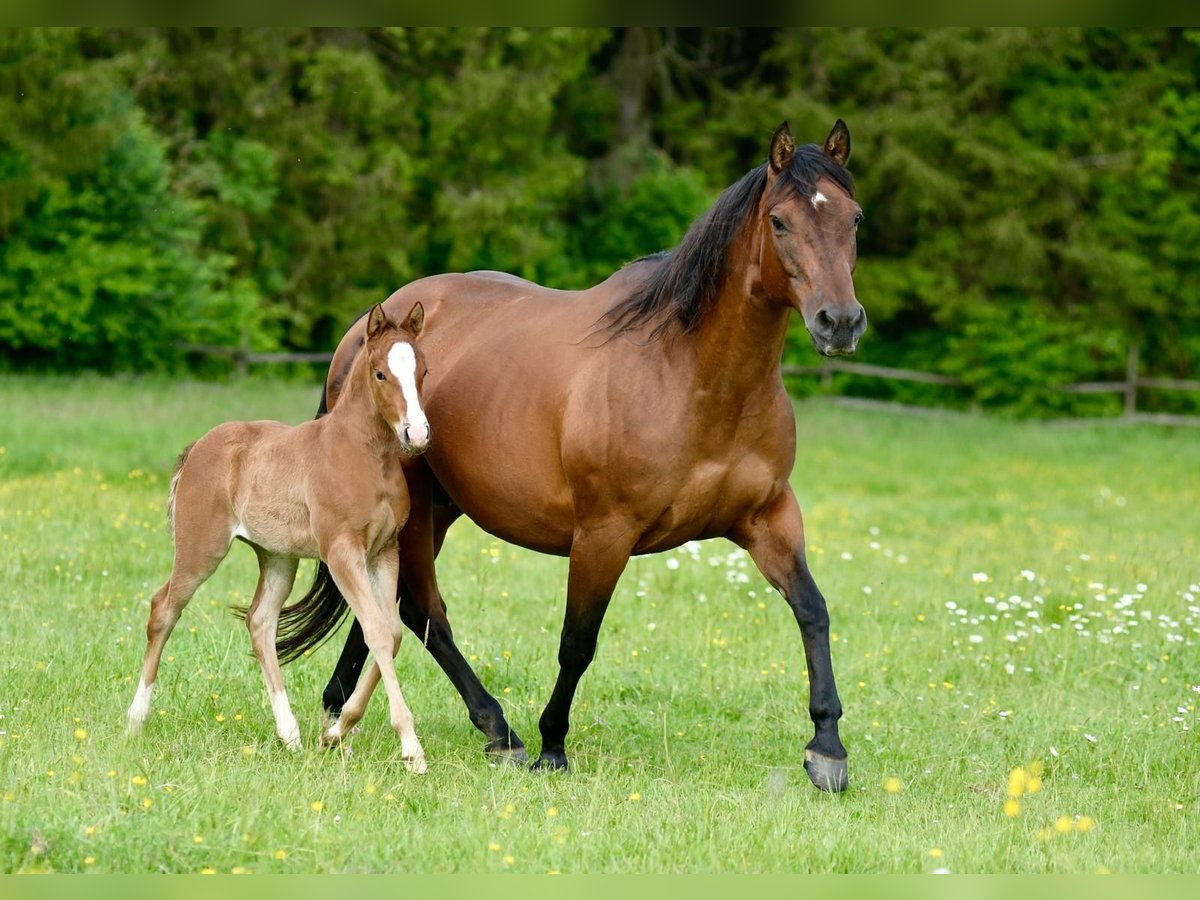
[769,121,795,174]
[406,301,424,337]
[823,118,851,167]
[366,304,389,338]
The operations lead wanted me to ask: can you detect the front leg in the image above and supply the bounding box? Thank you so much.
[731,487,847,792]
[534,520,634,771]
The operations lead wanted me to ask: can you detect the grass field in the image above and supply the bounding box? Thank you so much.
[1,373,1197,874]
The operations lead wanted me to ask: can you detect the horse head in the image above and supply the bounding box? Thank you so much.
[364,301,430,456]
[757,120,866,357]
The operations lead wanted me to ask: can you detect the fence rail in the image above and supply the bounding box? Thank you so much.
[182,342,333,376]
[782,346,1200,427]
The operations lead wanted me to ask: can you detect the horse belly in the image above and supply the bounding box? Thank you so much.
[236,502,318,557]
[231,435,320,558]
[632,453,779,554]
[431,450,576,555]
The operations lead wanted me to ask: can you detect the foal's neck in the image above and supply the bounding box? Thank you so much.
[325,348,398,453]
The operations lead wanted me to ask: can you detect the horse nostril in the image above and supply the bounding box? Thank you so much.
[852,305,867,332]
[814,308,837,335]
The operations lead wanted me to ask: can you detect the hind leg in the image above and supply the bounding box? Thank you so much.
[127,526,231,733]
[244,550,301,749]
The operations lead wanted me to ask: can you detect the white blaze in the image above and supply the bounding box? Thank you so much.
[387,341,427,439]
[811,191,828,209]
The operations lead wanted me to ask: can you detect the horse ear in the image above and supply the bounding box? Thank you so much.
[769,121,795,174]
[366,304,388,338]
[406,301,424,337]
[823,119,851,167]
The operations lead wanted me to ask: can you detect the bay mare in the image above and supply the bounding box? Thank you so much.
[127,304,431,772]
[279,121,866,790]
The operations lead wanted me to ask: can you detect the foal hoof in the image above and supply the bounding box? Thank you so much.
[403,754,429,775]
[804,748,849,792]
[485,739,528,766]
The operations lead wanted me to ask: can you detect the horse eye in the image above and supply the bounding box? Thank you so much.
[375,370,385,381]
[853,212,864,228]
[769,214,787,232]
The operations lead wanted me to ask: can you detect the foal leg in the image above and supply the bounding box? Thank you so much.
[533,521,634,771]
[127,527,230,732]
[324,538,426,773]
[731,487,847,792]
[321,546,416,760]
[243,550,301,749]
[322,490,525,762]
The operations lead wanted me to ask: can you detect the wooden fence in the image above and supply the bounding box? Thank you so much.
[186,341,1200,427]
[183,342,333,377]
[782,346,1200,427]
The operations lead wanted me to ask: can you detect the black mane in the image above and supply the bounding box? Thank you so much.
[602,143,854,340]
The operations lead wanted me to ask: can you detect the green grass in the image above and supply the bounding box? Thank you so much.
[1,373,1197,874]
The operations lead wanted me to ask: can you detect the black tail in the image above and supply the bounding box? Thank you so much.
[274,560,350,664]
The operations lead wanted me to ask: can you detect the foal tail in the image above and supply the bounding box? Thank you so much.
[166,443,195,536]
[274,382,349,664]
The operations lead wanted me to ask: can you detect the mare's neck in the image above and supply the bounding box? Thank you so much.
[686,229,790,395]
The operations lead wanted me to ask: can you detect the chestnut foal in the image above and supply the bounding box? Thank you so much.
[126,303,430,772]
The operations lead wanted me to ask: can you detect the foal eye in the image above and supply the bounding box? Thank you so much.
[375,370,385,381]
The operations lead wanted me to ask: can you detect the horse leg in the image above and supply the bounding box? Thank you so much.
[533,521,633,771]
[373,542,426,770]
[324,538,426,773]
[731,488,847,792]
[321,495,526,762]
[320,547,398,749]
[243,550,301,749]
[127,523,230,733]
[321,658,381,747]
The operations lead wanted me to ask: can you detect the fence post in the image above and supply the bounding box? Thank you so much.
[236,325,250,378]
[1124,346,1139,419]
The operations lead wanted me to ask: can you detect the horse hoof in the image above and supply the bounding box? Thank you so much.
[404,755,428,775]
[485,741,528,766]
[319,728,342,748]
[530,751,568,773]
[804,748,848,792]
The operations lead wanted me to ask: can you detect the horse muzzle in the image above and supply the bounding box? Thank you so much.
[808,302,866,357]
[399,421,430,456]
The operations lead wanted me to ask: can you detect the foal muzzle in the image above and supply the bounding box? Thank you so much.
[399,421,430,456]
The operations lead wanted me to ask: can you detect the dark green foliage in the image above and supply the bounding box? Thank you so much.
[1,28,1196,414]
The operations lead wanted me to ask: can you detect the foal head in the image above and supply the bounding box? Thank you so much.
[757,120,866,357]
[364,302,430,456]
